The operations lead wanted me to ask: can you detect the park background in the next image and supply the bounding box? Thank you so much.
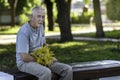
[0,0,120,76]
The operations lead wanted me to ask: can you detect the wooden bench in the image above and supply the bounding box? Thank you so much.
[4,60,120,80]
[72,60,120,80]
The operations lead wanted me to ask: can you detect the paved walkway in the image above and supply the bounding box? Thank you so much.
[0,35,16,44]
[0,25,120,44]
[47,35,119,42]
[0,31,119,44]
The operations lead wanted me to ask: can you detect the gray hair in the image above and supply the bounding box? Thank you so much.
[31,6,45,17]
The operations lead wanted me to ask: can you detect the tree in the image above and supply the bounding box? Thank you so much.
[55,0,73,42]
[0,0,9,9]
[8,0,18,26]
[93,0,105,37]
[44,0,54,31]
[1,0,41,25]
[0,0,18,26]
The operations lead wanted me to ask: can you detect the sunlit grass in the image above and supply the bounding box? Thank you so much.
[0,39,119,70]
[0,26,20,34]
[0,48,7,54]
[73,30,120,38]
[47,40,120,63]
[51,41,87,48]
[105,30,120,38]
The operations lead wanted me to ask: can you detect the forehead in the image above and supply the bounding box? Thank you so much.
[36,10,45,15]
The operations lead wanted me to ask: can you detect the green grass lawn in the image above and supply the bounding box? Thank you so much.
[0,39,119,70]
[73,30,120,38]
[0,44,16,70]
[0,26,20,35]
[0,24,120,70]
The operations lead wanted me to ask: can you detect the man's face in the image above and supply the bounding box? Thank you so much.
[32,10,45,28]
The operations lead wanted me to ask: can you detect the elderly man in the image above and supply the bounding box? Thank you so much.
[16,6,73,80]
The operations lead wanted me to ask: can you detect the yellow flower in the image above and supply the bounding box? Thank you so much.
[31,46,54,66]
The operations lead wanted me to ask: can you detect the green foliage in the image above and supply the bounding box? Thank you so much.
[16,0,41,15]
[19,14,29,25]
[0,0,41,16]
[16,0,42,24]
[0,0,9,10]
[71,11,94,24]
[16,0,27,15]
[31,46,54,66]
[106,0,120,20]
[84,0,90,5]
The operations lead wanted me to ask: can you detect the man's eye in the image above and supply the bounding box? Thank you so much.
[38,15,45,18]
[41,16,44,19]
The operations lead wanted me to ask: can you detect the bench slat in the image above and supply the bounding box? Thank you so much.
[72,60,120,80]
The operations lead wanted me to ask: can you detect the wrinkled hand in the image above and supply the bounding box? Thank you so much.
[50,57,58,65]
[43,43,48,47]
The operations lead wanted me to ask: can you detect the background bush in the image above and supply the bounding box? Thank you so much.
[19,14,29,25]
[106,0,120,20]
[71,11,94,24]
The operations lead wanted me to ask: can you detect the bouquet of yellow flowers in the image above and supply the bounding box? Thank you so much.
[31,46,54,66]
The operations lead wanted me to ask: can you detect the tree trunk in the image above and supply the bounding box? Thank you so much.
[55,0,73,42]
[11,5,15,26]
[44,0,54,31]
[93,0,105,37]
[8,0,18,27]
[68,0,71,15]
